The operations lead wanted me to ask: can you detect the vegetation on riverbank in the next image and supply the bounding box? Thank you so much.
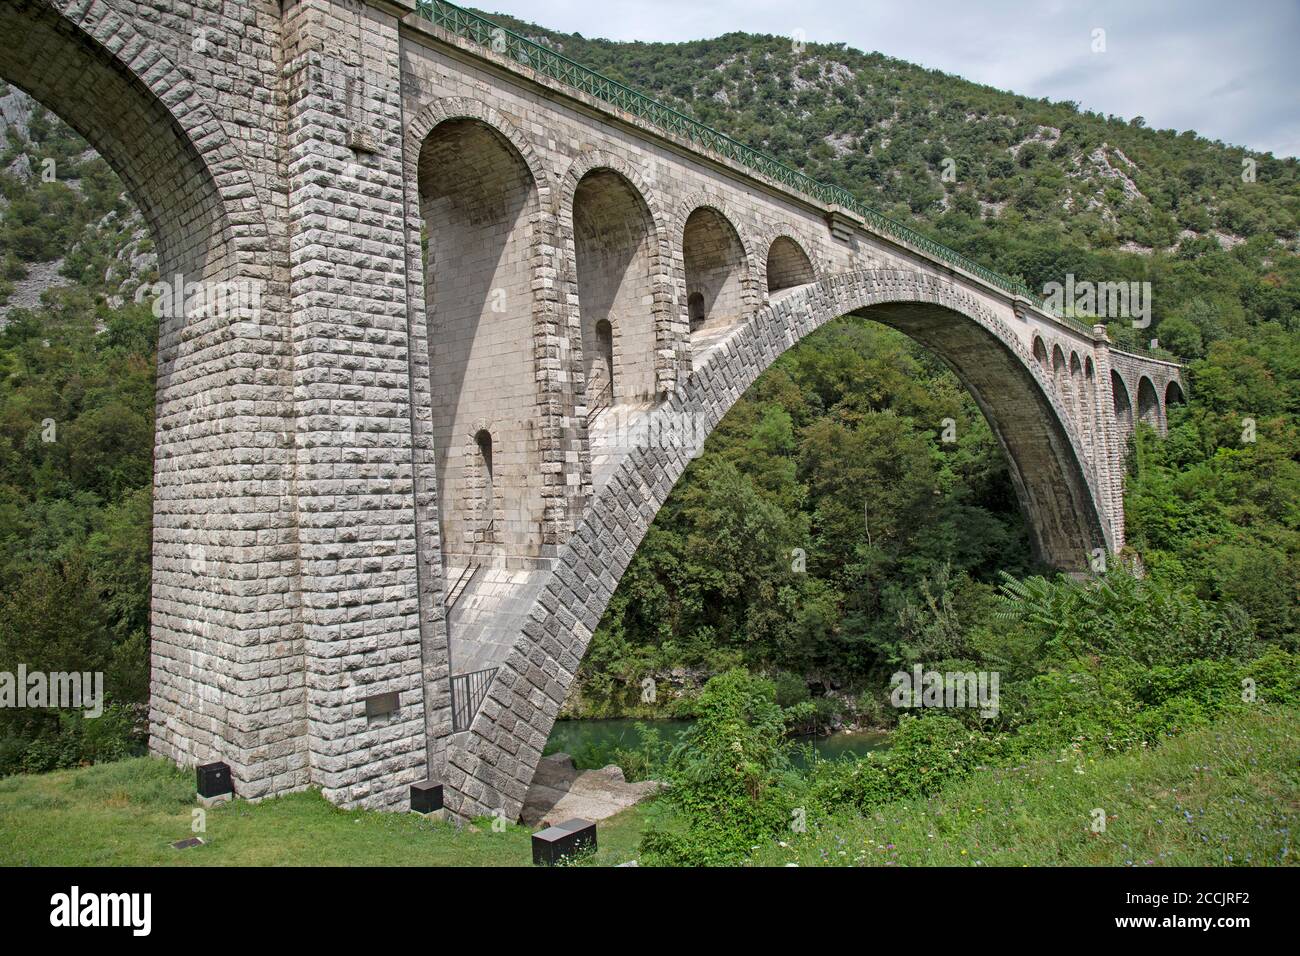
[0,699,1291,867]
[748,704,1298,867]
[628,569,1300,865]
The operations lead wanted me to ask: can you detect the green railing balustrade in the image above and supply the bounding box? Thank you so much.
[1111,343,1179,363]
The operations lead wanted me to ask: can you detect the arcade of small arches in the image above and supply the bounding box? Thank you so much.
[414,113,821,567]
[1032,333,1186,448]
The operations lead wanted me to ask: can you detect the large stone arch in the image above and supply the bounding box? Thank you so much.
[0,0,270,279]
[0,0,301,796]
[0,0,280,392]
[445,269,1110,819]
[557,150,678,406]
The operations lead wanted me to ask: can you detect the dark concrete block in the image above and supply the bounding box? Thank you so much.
[196,761,233,799]
[532,817,596,866]
[411,780,444,814]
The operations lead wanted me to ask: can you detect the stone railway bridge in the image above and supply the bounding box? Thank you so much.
[2,0,1183,818]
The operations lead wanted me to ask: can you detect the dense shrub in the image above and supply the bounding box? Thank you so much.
[640,669,810,865]
[994,566,1257,667]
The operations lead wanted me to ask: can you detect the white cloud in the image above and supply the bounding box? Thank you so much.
[480,0,1300,157]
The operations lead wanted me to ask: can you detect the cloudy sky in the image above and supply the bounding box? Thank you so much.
[481,0,1300,158]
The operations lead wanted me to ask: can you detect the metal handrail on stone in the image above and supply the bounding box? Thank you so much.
[588,377,613,423]
[413,0,1098,336]
[1109,343,1180,364]
[445,515,496,609]
[445,561,479,609]
[450,666,497,732]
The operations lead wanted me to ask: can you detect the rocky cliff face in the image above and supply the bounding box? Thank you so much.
[0,84,155,326]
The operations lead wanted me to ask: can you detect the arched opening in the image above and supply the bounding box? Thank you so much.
[1111,370,1134,439]
[867,303,1104,567]
[683,206,747,344]
[475,429,494,488]
[1069,353,1084,410]
[1051,344,1072,417]
[765,236,814,294]
[1033,336,1049,371]
[591,319,614,406]
[1165,380,1186,409]
[688,292,706,332]
[572,168,657,408]
[0,4,292,790]
[474,429,495,539]
[1137,376,1160,428]
[1084,357,1097,429]
[0,1,221,282]
[1068,353,1087,458]
[419,118,541,560]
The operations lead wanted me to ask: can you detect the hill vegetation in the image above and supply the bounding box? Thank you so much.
[0,13,1295,793]
[487,10,1299,357]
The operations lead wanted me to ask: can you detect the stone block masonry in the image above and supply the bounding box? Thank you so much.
[0,0,1181,816]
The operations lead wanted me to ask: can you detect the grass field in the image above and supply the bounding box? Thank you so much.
[1,706,1295,866]
[0,757,653,866]
[749,706,1299,866]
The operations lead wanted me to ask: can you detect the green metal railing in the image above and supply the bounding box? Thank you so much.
[412,0,1100,336]
[1110,342,1179,363]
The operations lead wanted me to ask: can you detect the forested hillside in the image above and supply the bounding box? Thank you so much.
[0,10,1296,770]
[489,12,1299,356]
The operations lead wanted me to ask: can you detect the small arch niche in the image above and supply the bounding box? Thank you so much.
[687,291,706,333]
[765,236,814,294]
[591,319,614,403]
[683,206,747,339]
[474,428,494,499]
